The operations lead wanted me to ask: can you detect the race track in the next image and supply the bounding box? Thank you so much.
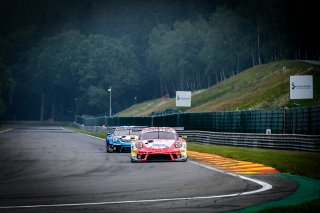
[0,126,297,212]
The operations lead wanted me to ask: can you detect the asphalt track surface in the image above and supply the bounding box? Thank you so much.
[0,126,298,212]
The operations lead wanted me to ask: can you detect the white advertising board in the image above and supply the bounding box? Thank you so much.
[176,91,191,107]
[290,75,313,99]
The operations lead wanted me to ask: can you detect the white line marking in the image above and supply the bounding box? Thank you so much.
[0,132,272,209]
[0,128,12,134]
[189,161,272,195]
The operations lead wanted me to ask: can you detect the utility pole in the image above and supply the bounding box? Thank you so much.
[108,87,112,117]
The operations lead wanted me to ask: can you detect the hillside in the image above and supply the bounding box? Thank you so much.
[118,60,320,116]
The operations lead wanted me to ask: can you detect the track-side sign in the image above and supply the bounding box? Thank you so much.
[290,75,313,99]
[176,91,191,107]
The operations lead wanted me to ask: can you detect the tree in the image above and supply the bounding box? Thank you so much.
[80,34,140,114]
[0,57,15,117]
[200,7,254,84]
[146,21,206,95]
[146,8,254,94]
[25,30,88,120]
[0,38,15,118]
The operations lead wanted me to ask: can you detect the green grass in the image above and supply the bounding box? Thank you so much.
[118,98,175,116]
[117,60,320,116]
[188,143,320,179]
[259,199,320,213]
[65,126,107,139]
[189,60,320,112]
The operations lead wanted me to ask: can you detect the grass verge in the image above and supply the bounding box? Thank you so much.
[188,143,320,212]
[188,143,320,179]
[0,128,9,132]
[258,199,320,213]
[64,126,107,139]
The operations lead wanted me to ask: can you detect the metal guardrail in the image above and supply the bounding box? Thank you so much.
[72,123,148,134]
[177,130,320,152]
[2,121,318,151]
[73,123,109,133]
[72,123,320,151]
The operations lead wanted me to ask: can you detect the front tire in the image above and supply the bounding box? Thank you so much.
[131,158,138,163]
[106,145,113,153]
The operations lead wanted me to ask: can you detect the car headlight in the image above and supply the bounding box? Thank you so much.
[135,142,143,149]
[113,137,118,142]
[175,142,183,148]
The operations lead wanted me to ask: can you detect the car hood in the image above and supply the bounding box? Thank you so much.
[142,139,176,148]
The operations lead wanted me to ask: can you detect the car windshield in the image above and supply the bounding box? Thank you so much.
[141,131,177,140]
[114,129,132,136]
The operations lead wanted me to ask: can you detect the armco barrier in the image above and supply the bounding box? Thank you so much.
[71,123,148,134]
[72,122,109,133]
[177,130,320,151]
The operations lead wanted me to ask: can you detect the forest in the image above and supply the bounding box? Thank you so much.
[0,0,319,120]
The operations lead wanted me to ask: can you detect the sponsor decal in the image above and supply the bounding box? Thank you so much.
[141,127,176,134]
[143,139,175,148]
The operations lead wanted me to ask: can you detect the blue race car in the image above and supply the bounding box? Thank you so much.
[106,126,138,153]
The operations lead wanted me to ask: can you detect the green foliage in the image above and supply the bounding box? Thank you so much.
[147,10,251,93]
[200,7,254,81]
[0,40,15,117]
[1,0,319,120]
[22,30,140,118]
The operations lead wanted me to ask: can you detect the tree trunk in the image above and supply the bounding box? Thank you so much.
[257,17,261,66]
[40,92,45,121]
[251,49,255,67]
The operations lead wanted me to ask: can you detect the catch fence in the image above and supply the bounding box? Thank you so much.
[77,105,320,135]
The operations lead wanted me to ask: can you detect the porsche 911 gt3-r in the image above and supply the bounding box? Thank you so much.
[131,127,187,162]
[106,126,138,152]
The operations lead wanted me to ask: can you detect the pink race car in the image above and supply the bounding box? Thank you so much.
[131,127,187,162]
